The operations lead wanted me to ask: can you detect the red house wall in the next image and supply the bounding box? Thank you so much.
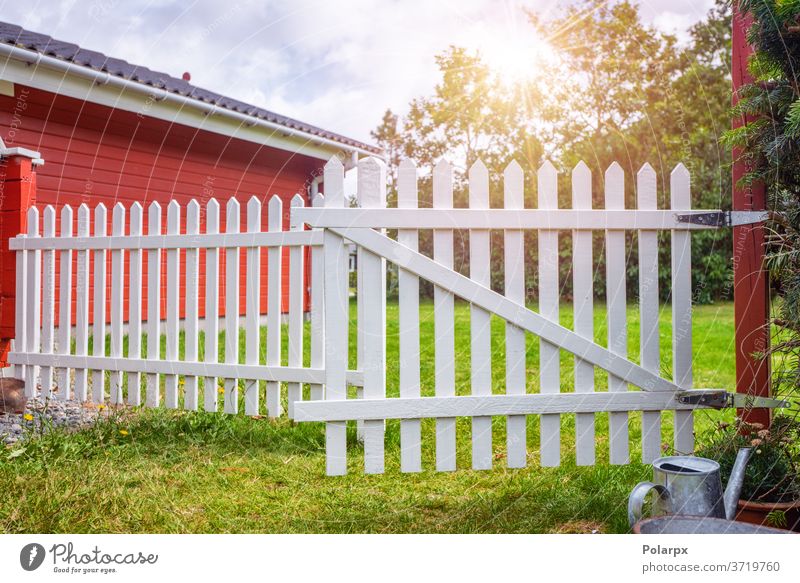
[0,84,321,326]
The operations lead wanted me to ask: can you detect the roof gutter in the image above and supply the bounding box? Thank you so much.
[0,43,378,165]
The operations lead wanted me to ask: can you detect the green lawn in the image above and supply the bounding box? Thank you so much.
[0,300,738,533]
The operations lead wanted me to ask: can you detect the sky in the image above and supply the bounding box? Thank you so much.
[0,0,717,145]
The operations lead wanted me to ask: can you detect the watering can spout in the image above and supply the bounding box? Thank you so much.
[723,447,753,520]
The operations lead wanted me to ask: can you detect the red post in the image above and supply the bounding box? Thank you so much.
[0,145,40,368]
[732,5,771,427]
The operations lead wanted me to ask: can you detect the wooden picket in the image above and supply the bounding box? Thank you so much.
[146,202,161,408]
[110,203,125,404]
[224,198,241,414]
[184,200,200,410]
[322,156,349,475]
[398,159,421,473]
[572,161,594,466]
[266,195,282,418]
[204,199,221,412]
[165,201,181,409]
[469,160,492,471]
[56,205,73,400]
[245,196,262,416]
[638,164,661,463]
[538,161,560,468]
[671,164,694,454]
[358,157,387,474]
[128,203,144,406]
[25,207,40,397]
[74,205,89,402]
[40,206,56,398]
[8,156,738,479]
[605,163,629,465]
[92,204,108,404]
[433,159,456,472]
[504,161,526,469]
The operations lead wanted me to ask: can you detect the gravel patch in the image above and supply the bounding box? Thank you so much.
[0,397,108,445]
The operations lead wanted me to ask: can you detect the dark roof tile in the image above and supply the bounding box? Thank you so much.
[0,20,380,154]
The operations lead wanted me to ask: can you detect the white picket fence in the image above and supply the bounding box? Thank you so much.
[8,193,363,417]
[8,154,746,477]
[290,156,740,475]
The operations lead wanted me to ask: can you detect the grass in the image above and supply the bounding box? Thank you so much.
[0,300,739,533]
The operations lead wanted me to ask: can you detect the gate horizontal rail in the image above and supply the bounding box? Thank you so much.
[8,352,364,386]
[293,208,768,230]
[294,391,719,422]
[9,229,322,251]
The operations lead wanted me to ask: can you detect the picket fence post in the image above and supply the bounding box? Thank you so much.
[288,194,306,419]
[323,156,348,475]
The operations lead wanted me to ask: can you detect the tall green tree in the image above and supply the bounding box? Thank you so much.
[532,0,733,302]
[372,0,734,303]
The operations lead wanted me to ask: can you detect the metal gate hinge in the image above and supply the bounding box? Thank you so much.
[675,211,769,228]
[676,390,790,410]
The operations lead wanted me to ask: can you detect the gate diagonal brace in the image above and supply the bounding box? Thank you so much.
[332,225,680,393]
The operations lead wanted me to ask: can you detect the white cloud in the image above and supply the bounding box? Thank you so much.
[0,0,712,143]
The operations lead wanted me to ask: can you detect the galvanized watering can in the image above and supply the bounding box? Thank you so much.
[628,448,753,527]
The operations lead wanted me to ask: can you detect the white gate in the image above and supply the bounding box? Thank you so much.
[292,156,769,475]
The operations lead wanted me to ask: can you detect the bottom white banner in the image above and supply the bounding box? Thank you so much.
[0,534,798,582]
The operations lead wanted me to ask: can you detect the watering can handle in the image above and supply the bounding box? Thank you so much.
[628,482,670,528]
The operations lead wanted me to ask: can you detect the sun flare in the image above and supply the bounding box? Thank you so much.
[477,28,560,86]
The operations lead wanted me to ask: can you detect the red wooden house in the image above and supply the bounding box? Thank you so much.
[0,21,378,365]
